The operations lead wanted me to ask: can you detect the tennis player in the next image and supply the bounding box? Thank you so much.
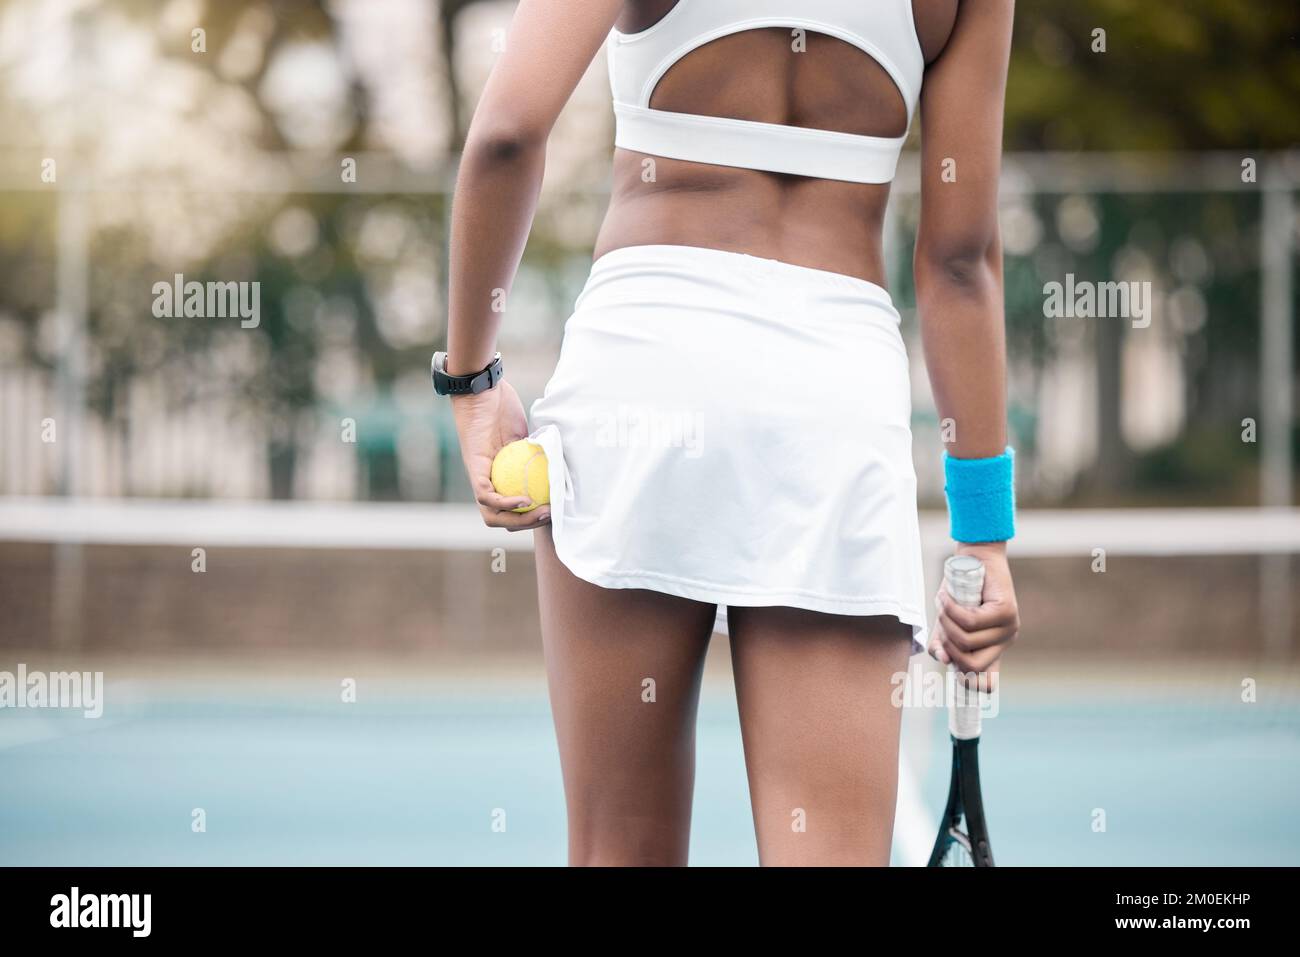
[436,0,1020,866]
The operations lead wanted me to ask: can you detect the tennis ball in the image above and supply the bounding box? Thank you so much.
[490,439,549,513]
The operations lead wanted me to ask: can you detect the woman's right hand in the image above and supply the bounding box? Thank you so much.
[930,542,1019,692]
[450,380,551,530]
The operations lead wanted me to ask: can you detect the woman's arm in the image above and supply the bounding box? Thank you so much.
[445,0,623,530]
[915,0,1013,458]
[446,0,624,376]
[914,0,1020,679]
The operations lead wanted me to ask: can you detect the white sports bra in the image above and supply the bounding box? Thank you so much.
[607,0,926,184]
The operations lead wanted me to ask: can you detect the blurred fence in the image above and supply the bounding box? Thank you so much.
[0,150,1295,508]
[0,150,1296,654]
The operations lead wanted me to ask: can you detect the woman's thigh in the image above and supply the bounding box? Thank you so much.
[533,526,717,866]
[727,606,913,866]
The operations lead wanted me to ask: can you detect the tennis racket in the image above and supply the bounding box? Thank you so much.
[927,554,995,867]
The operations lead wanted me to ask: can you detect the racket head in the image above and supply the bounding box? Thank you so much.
[928,737,995,867]
[927,760,973,866]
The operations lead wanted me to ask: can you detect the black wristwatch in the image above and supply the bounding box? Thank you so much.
[431,351,503,396]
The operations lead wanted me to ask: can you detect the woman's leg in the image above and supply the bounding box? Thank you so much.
[727,606,913,866]
[534,526,717,866]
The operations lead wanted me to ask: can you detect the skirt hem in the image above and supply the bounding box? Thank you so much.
[552,538,928,655]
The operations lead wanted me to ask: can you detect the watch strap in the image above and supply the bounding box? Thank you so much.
[432,351,503,396]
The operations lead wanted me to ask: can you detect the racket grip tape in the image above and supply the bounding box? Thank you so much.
[943,555,986,741]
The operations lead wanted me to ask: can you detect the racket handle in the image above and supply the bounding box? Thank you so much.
[944,555,986,741]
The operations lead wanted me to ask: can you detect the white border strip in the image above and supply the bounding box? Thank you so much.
[0,497,529,552]
[0,498,1297,557]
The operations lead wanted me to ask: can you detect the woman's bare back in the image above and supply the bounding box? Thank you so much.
[594,0,960,284]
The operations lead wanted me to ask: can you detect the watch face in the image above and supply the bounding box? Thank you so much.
[431,352,456,395]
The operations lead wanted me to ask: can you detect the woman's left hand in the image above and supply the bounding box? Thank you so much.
[929,541,1020,691]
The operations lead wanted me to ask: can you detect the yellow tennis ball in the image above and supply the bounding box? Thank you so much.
[490,439,549,513]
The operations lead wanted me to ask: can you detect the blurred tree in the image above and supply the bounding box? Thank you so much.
[1003,2,1298,499]
[144,0,399,497]
[2,0,1294,504]
[438,0,478,151]
[1007,0,1300,150]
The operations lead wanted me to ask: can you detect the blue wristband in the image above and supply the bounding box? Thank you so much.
[943,447,1016,543]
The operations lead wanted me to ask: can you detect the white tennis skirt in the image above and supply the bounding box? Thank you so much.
[528,244,928,652]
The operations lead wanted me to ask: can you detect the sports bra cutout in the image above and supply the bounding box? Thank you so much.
[607,0,926,183]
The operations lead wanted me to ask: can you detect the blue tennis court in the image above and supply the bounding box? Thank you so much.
[2,675,1297,866]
